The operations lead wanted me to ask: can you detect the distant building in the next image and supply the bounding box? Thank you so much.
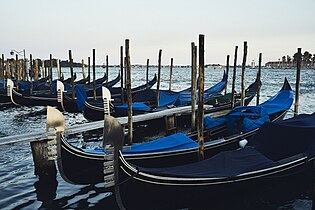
[265,61,295,69]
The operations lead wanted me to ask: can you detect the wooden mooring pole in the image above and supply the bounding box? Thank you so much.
[231,46,238,108]
[41,59,45,78]
[146,59,149,87]
[34,59,39,81]
[82,59,86,79]
[30,139,57,177]
[241,41,247,106]
[49,54,53,95]
[125,39,133,144]
[156,49,162,107]
[224,55,230,95]
[57,59,61,80]
[198,34,205,161]
[120,46,124,104]
[256,53,262,106]
[88,57,91,83]
[169,58,173,91]
[294,48,302,116]
[191,42,197,132]
[69,51,75,100]
[0,54,4,80]
[15,55,19,90]
[30,54,33,94]
[106,55,109,86]
[93,49,96,100]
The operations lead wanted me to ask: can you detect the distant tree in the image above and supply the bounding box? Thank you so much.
[287,55,292,67]
[312,54,315,68]
[281,56,286,68]
[303,51,312,68]
[293,52,299,65]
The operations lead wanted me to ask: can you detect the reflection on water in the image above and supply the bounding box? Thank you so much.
[0,67,314,209]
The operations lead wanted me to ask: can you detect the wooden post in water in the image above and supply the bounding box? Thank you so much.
[88,57,91,83]
[49,54,53,95]
[125,39,133,144]
[240,41,247,106]
[93,49,96,100]
[256,53,262,106]
[30,54,33,94]
[81,59,86,79]
[68,51,75,99]
[15,55,19,90]
[231,46,238,108]
[191,42,197,132]
[106,55,109,86]
[198,34,205,161]
[19,60,23,80]
[224,55,230,95]
[5,60,10,79]
[30,139,57,177]
[34,59,39,81]
[120,46,124,104]
[41,59,45,78]
[146,59,149,87]
[294,48,302,116]
[169,58,173,91]
[0,54,4,80]
[156,49,162,107]
[124,57,127,89]
[57,59,61,80]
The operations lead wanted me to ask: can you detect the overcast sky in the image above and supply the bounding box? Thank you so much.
[2,0,315,65]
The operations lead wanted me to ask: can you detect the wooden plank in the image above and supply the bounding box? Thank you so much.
[0,105,225,146]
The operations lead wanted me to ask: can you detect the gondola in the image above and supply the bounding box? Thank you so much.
[60,73,120,113]
[0,77,49,108]
[83,72,225,121]
[55,78,293,185]
[7,78,65,109]
[83,74,157,121]
[6,73,109,109]
[113,112,315,209]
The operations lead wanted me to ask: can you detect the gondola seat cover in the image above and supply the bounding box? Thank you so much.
[115,102,151,112]
[138,113,315,178]
[123,132,198,154]
[138,146,278,178]
[75,85,88,111]
[248,113,315,161]
[204,86,294,132]
[83,132,198,155]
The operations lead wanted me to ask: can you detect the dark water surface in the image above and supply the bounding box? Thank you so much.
[0,67,314,209]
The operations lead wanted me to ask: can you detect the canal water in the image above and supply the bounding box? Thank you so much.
[0,67,314,209]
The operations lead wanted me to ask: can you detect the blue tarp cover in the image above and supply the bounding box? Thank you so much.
[139,146,278,178]
[75,85,88,111]
[204,87,294,133]
[248,113,315,160]
[159,71,226,107]
[115,102,151,112]
[139,113,315,178]
[123,133,198,154]
[83,132,198,155]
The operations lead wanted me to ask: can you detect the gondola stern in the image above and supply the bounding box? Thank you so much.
[102,115,126,209]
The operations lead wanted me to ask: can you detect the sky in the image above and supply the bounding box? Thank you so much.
[1,0,315,65]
